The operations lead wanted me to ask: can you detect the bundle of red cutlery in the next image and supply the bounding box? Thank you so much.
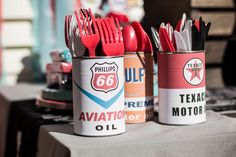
[65,8,125,57]
[64,8,153,57]
[151,13,211,52]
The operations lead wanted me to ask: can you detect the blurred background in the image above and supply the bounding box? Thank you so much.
[0,0,235,87]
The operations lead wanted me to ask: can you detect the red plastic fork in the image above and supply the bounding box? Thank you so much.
[96,17,124,56]
[74,8,99,57]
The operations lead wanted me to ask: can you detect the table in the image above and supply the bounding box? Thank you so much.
[2,86,236,157]
[37,111,236,157]
[0,84,73,157]
[0,84,44,157]
[36,87,236,157]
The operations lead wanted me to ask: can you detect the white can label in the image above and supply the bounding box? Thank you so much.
[73,57,125,136]
[158,87,206,124]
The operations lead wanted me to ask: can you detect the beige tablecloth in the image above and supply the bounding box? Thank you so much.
[37,111,236,157]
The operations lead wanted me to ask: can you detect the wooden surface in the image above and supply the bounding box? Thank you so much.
[191,0,234,8]
[191,11,235,36]
[191,0,236,87]
[205,41,227,64]
[206,68,224,88]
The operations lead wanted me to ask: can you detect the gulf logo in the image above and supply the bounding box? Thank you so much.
[124,52,153,98]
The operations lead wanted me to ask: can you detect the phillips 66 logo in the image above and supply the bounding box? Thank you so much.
[90,62,119,93]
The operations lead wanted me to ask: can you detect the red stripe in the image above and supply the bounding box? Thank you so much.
[158,52,205,89]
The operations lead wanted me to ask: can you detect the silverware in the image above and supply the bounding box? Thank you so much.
[96,17,124,56]
[151,27,162,51]
[74,8,100,57]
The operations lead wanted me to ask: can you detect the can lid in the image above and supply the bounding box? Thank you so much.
[158,50,205,54]
[124,51,144,55]
[73,55,124,59]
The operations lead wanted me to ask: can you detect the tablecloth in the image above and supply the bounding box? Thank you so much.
[37,111,236,157]
[0,84,44,157]
[2,86,236,157]
[2,96,71,157]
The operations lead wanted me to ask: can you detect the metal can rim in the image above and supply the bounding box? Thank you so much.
[73,55,123,59]
[124,51,145,55]
[158,50,205,54]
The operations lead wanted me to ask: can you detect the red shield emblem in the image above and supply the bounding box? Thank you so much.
[91,62,119,93]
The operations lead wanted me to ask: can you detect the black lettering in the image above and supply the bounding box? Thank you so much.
[186,94,190,103]
[111,66,115,71]
[137,101,143,107]
[181,108,186,116]
[197,93,201,102]
[112,124,117,130]
[172,106,204,117]
[172,108,179,116]
[199,106,202,114]
[194,107,198,115]
[128,102,135,108]
[191,94,196,102]
[180,94,185,103]
[145,100,154,107]
[96,125,103,131]
[188,107,192,116]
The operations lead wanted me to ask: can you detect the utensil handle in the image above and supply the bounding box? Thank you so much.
[89,49,96,57]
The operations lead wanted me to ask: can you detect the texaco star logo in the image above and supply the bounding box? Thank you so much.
[183,58,204,85]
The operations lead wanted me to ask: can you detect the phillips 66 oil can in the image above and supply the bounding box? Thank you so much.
[124,52,154,123]
[158,51,206,125]
[73,56,125,136]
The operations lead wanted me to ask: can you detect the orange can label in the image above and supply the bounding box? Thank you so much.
[124,52,154,123]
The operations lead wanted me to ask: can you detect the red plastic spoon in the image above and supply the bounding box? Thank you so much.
[131,21,146,51]
[122,25,137,52]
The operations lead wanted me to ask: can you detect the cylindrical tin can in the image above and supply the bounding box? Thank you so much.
[73,56,125,136]
[158,51,206,125]
[124,52,154,123]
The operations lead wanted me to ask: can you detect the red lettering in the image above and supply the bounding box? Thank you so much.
[106,112,113,121]
[117,111,122,119]
[78,110,125,121]
[86,112,94,121]
[114,111,117,120]
[97,113,106,121]
[79,112,85,121]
